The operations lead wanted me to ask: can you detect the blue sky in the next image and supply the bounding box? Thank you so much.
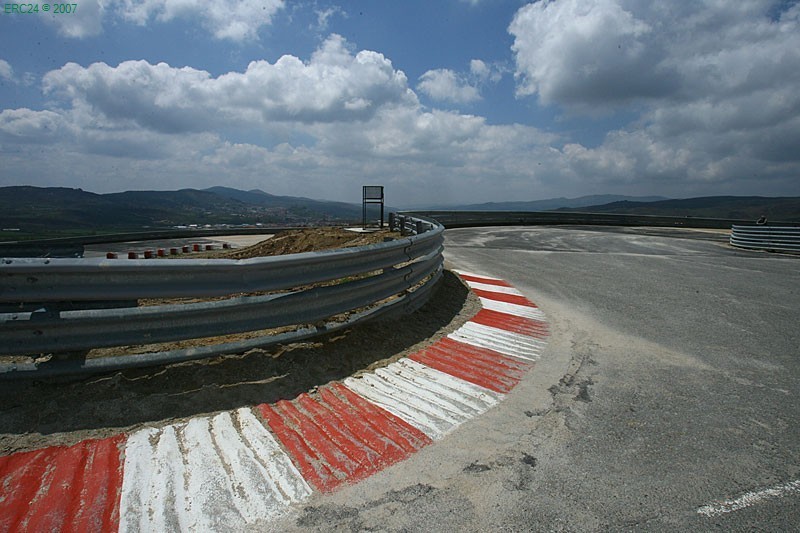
[1,0,799,206]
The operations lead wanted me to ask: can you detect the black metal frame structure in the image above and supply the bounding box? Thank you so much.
[362,185,384,228]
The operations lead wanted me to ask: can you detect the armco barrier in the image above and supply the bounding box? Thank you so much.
[0,215,443,378]
[730,225,800,252]
[403,210,755,230]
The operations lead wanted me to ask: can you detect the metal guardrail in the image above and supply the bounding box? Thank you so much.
[403,210,758,230]
[730,225,800,252]
[390,213,437,236]
[0,215,444,378]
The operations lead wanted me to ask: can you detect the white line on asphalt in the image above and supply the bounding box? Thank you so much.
[697,480,800,517]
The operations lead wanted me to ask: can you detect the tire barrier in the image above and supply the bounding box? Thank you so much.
[730,225,800,253]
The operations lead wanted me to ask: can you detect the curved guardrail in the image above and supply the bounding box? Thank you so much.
[730,225,800,252]
[403,210,755,229]
[0,215,443,378]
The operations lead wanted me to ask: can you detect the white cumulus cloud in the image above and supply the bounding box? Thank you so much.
[508,0,800,195]
[42,34,414,132]
[509,0,672,107]
[0,109,68,141]
[417,69,481,104]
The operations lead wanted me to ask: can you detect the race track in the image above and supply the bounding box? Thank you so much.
[272,225,800,532]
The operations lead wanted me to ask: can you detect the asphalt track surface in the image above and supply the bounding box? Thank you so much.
[271,225,800,532]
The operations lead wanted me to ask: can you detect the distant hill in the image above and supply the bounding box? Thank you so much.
[418,194,669,211]
[0,186,363,239]
[205,186,362,219]
[556,196,800,222]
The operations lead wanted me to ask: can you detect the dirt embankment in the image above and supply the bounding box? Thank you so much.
[192,227,400,259]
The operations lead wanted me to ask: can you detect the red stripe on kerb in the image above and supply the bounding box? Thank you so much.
[410,338,533,394]
[319,386,429,458]
[457,273,512,287]
[259,386,430,493]
[472,288,536,307]
[0,435,124,533]
[329,383,431,451]
[470,309,549,338]
[424,342,528,383]
[258,402,340,493]
[432,338,532,374]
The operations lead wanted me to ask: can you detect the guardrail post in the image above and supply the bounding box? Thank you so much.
[416,221,423,235]
[388,212,396,231]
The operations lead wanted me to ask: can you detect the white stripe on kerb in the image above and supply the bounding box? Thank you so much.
[345,373,457,440]
[344,359,502,440]
[118,409,311,532]
[448,325,542,362]
[459,321,547,349]
[697,480,800,517]
[452,270,505,281]
[119,426,189,533]
[462,280,524,296]
[384,359,502,414]
[235,408,313,503]
[479,298,545,320]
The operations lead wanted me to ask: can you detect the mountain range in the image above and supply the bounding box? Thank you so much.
[415,194,670,211]
[1,186,797,240]
[555,196,800,222]
[0,186,364,239]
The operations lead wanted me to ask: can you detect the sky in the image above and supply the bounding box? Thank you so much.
[1,0,799,207]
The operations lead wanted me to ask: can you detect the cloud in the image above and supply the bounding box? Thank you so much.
[470,58,504,83]
[3,32,561,204]
[509,0,674,107]
[42,35,414,132]
[39,0,105,38]
[313,5,346,31]
[117,0,285,41]
[5,5,800,204]
[0,60,13,82]
[509,0,800,110]
[469,59,490,81]
[417,69,481,104]
[506,0,800,196]
[0,104,562,205]
[34,0,284,41]
[0,108,68,141]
